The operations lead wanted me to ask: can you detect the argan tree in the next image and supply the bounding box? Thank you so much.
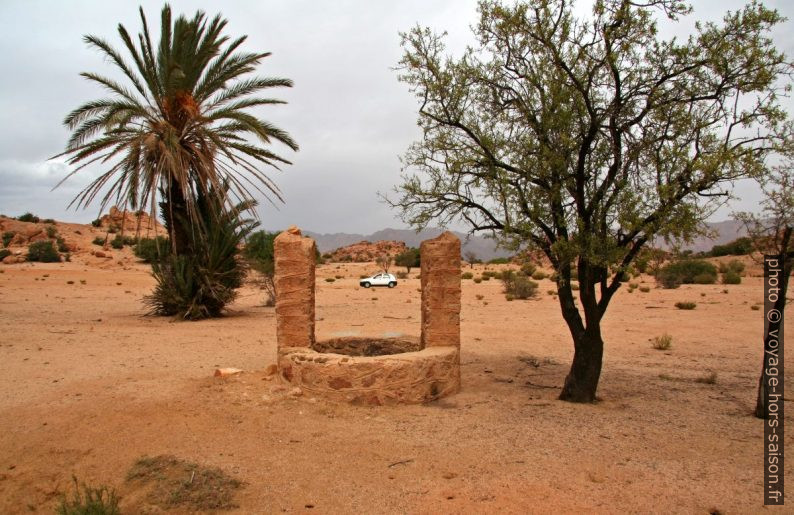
[58,5,297,318]
[391,0,792,401]
[737,149,794,418]
[395,247,421,273]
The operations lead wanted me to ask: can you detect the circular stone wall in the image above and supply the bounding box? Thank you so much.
[278,344,460,405]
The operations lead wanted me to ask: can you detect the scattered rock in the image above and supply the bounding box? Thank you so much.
[214,367,243,378]
[288,387,303,397]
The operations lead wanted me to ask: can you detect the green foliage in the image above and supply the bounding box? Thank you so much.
[639,286,651,293]
[145,192,257,320]
[0,249,10,260]
[395,247,420,272]
[709,237,753,257]
[722,271,742,284]
[531,270,546,280]
[488,257,510,265]
[16,212,39,223]
[110,236,124,249]
[91,219,102,227]
[27,241,60,262]
[2,231,14,247]
[520,262,537,276]
[58,4,297,232]
[500,270,538,299]
[718,259,745,274]
[56,476,120,515]
[461,272,474,279]
[656,260,718,288]
[46,225,58,238]
[674,301,697,310]
[243,230,277,276]
[56,237,69,252]
[473,277,482,284]
[133,236,169,263]
[325,277,335,282]
[92,236,106,246]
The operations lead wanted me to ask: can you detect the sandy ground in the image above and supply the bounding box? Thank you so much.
[0,253,791,514]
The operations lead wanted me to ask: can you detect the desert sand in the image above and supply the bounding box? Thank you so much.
[0,222,791,513]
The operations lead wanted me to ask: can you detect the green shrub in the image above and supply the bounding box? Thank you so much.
[42,218,56,224]
[107,224,119,234]
[651,333,672,350]
[482,270,498,278]
[520,262,537,276]
[488,257,511,264]
[719,259,745,274]
[92,236,106,246]
[110,236,124,249]
[461,272,474,279]
[639,286,651,293]
[27,241,60,262]
[722,271,741,284]
[674,301,697,310]
[481,275,491,281]
[395,247,420,272]
[709,237,752,257]
[531,270,546,280]
[473,277,482,284]
[501,270,538,300]
[0,249,10,260]
[56,476,120,515]
[2,231,14,247]
[91,218,102,227]
[145,193,254,320]
[56,237,69,252]
[16,212,39,223]
[46,225,57,238]
[657,259,717,288]
[134,236,170,263]
[325,277,335,282]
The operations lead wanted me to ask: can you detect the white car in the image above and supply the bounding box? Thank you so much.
[359,273,398,288]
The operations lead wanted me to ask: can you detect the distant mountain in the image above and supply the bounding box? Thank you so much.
[298,219,747,261]
[304,228,512,261]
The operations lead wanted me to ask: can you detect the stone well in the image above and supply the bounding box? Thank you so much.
[274,227,461,405]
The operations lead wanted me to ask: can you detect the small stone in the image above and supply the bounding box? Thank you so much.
[288,387,303,397]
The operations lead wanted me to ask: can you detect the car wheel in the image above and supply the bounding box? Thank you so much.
[388,282,396,288]
[362,282,371,288]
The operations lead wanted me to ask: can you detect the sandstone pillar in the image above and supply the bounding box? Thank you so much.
[274,226,316,349]
[420,232,461,348]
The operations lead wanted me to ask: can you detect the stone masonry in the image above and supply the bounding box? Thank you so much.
[275,229,461,404]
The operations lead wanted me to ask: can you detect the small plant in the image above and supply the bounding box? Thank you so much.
[674,301,697,310]
[16,212,40,223]
[571,282,580,291]
[27,241,60,262]
[0,249,11,260]
[110,236,124,249]
[639,286,650,293]
[656,259,717,288]
[461,272,474,279]
[751,305,761,310]
[694,371,717,384]
[67,280,75,284]
[501,270,538,300]
[2,231,14,247]
[506,293,515,301]
[46,225,58,238]
[475,294,484,300]
[396,271,408,279]
[473,277,482,284]
[531,270,546,280]
[56,476,120,515]
[722,271,741,284]
[325,277,335,282]
[520,262,537,276]
[91,218,102,227]
[547,289,555,295]
[133,236,169,263]
[107,224,119,234]
[42,218,56,224]
[651,333,672,350]
[718,259,745,274]
[56,237,69,252]
[481,275,491,281]
[92,236,106,246]
[629,282,639,289]
[488,257,510,264]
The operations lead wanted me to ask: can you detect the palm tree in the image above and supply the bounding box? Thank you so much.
[57,4,298,256]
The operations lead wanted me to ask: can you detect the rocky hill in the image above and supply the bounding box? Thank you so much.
[326,240,408,262]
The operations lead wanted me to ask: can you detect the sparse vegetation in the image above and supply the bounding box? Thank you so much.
[134,236,170,263]
[500,270,538,300]
[126,455,242,511]
[0,249,11,260]
[91,218,102,228]
[674,302,697,310]
[16,212,40,223]
[722,271,742,284]
[657,260,718,288]
[718,259,745,275]
[709,237,753,257]
[55,476,120,515]
[395,247,420,273]
[92,236,106,246]
[531,270,546,280]
[473,277,482,284]
[325,278,335,283]
[639,286,651,293]
[488,257,510,265]
[27,241,60,262]
[46,225,57,238]
[651,334,673,351]
[2,231,14,247]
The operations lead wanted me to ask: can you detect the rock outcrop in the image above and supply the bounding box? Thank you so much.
[327,240,407,262]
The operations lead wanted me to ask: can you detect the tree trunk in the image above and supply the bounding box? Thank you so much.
[559,329,604,402]
[163,178,191,256]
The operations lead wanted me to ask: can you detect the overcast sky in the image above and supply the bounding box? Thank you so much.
[0,1,792,234]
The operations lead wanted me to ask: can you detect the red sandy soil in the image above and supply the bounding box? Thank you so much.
[0,247,791,513]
